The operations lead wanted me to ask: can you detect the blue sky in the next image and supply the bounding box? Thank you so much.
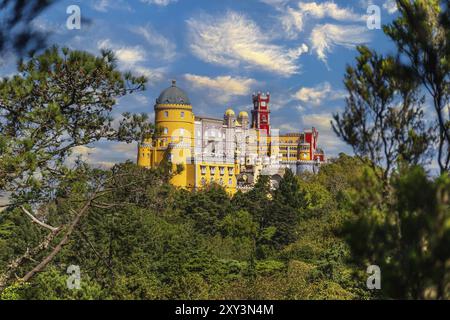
[0,0,400,167]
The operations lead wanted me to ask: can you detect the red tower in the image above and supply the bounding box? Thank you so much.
[251,92,271,136]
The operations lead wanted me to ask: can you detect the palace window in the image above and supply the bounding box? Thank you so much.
[163,127,168,135]
[228,167,233,175]
[210,166,216,175]
[200,166,207,175]
[164,111,169,118]
[181,111,185,118]
[210,177,215,183]
[201,177,206,186]
[219,167,225,175]
[228,178,233,186]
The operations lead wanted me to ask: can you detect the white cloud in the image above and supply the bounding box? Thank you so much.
[132,24,177,62]
[260,0,288,7]
[187,11,308,77]
[98,39,145,67]
[302,112,349,156]
[67,146,100,166]
[184,74,257,104]
[93,0,111,12]
[280,1,365,38]
[302,113,333,130]
[68,143,136,169]
[140,0,177,6]
[115,47,146,66]
[383,0,398,14]
[310,24,369,63]
[97,39,166,84]
[294,82,346,105]
[133,66,166,84]
[92,0,132,12]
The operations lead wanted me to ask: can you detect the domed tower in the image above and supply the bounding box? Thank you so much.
[137,80,195,189]
[155,80,194,145]
[238,111,249,129]
[224,108,236,128]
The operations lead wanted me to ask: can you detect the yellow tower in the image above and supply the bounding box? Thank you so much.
[137,80,196,189]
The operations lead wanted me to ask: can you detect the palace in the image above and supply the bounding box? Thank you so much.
[137,80,326,193]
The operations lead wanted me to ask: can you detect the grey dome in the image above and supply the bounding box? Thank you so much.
[156,80,191,105]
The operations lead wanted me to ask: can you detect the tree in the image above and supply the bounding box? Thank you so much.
[0,0,57,56]
[343,166,450,299]
[384,0,450,173]
[0,162,176,291]
[0,47,152,290]
[269,170,304,248]
[182,184,233,235]
[333,46,430,184]
[0,46,149,203]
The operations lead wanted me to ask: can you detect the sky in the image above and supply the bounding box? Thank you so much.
[0,0,401,168]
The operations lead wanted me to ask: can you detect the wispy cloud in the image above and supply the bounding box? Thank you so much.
[97,39,166,83]
[301,112,349,156]
[187,11,309,77]
[140,0,177,6]
[132,24,177,62]
[294,82,346,106]
[91,0,132,12]
[310,23,369,63]
[184,74,258,104]
[278,1,365,38]
[383,0,398,14]
[68,143,136,169]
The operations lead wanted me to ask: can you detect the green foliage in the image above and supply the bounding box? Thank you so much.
[0,157,373,300]
[0,47,150,201]
[384,0,450,172]
[333,46,430,183]
[6,267,104,300]
[343,166,450,299]
[220,210,257,238]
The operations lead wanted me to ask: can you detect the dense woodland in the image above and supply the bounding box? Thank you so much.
[0,0,449,300]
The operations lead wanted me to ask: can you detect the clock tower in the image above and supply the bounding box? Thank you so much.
[251,91,271,136]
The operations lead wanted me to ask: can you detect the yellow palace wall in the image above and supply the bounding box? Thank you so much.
[137,101,239,194]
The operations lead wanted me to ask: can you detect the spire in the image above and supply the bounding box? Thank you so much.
[171,79,177,87]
